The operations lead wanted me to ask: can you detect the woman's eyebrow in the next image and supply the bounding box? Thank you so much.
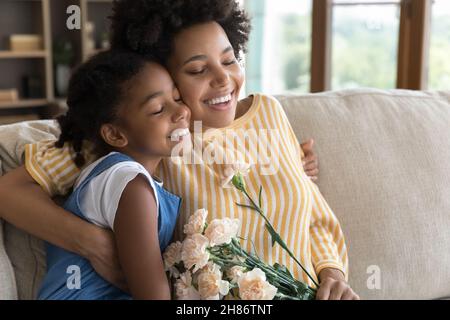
[183,46,234,65]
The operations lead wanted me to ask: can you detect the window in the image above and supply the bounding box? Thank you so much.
[245,0,446,93]
[331,1,401,89]
[429,0,450,90]
[245,0,312,95]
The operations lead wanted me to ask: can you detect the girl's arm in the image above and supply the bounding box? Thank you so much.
[0,165,127,291]
[114,174,171,300]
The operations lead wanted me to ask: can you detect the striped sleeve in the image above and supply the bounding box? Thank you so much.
[270,96,305,164]
[308,179,349,281]
[24,140,92,196]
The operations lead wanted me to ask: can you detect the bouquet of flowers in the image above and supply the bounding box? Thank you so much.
[163,164,317,300]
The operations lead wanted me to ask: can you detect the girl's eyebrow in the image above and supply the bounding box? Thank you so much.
[182,46,233,66]
[140,91,163,107]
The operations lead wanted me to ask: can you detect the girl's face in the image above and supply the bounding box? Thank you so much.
[114,62,191,159]
[167,22,245,129]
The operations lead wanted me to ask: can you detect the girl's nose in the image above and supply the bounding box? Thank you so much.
[172,104,190,123]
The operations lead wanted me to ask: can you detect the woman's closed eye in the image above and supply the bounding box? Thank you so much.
[223,59,237,66]
[187,68,206,75]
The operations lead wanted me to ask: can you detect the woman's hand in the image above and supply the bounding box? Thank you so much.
[316,268,360,300]
[301,139,319,181]
[82,224,128,293]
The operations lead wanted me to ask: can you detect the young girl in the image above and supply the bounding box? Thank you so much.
[37,50,191,299]
[0,0,358,300]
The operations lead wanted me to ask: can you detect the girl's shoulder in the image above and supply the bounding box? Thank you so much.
[75,152,157,190]
[75,153,162,231]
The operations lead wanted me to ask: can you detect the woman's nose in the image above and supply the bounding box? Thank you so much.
[212,67,230,88]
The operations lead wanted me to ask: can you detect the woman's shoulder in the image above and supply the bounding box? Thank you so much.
[243,93,287,121]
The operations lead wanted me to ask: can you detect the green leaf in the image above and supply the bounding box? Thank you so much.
[265,223,278,247]
[258,185,263,208]
[273,263,294,279]
[236,203,259,212]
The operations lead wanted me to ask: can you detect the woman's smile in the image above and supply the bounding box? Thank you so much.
[203,90,235,112]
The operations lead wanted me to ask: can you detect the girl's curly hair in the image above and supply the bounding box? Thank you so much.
[109,0,251,64]
[55,50,150,167]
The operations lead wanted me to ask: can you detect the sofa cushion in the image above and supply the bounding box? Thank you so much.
[0,220,17,300]
[4,224,46,300]
[0,120,59,299]
[278,88,450,299]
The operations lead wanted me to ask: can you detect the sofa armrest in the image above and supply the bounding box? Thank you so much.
[0,120,60,174]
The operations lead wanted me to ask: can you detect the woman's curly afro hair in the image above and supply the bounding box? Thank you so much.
[110,0,251,64]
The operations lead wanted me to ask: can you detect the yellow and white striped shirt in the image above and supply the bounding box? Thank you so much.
[25,94,348,287]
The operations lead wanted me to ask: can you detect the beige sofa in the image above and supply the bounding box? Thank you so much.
[1,88,450,300]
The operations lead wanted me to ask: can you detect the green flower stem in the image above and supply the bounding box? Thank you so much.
[241,189,320,288]
[228,240,314,297]
[275,292,303,300]
[208,240,316,299]
[220,242,300,294]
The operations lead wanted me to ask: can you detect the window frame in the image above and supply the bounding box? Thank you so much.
[310,0,433,92]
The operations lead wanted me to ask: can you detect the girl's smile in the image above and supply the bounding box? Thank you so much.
[169,127,191,142]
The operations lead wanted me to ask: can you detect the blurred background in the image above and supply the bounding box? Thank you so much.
[0,0,448,125]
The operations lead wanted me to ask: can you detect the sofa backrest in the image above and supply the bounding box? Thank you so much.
[277,88,450,299]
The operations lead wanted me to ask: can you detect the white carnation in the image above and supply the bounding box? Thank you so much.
[204,218,241,247]
[174,271,200,300]
[221,162,251,188]
[238,268,277,300]
[184,208,208,236]
[197,263,230,300]
[181,234,210,273]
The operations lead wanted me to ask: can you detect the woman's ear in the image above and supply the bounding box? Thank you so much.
[100,123,128,148]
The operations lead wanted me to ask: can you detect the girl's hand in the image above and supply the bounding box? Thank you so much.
[83,225,128,293]
[316,268,360,300]
[301,139,319,181]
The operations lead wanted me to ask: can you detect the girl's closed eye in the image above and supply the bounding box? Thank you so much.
[149,106,164,115]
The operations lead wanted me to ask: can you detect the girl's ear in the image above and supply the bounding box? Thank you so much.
[100,123,129,148]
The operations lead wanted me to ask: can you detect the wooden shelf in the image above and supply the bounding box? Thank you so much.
[0,99,48,109]
[0,114,41,125]
[0,50,48,59]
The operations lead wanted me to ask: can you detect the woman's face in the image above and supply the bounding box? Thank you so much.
[167,22,245,129]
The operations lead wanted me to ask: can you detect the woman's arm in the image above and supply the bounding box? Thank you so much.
[0,165,127,291]
[114,174,171,300]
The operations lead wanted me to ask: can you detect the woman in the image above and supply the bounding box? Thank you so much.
[0,0,356,300]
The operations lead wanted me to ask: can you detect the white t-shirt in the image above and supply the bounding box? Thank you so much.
[74,152,161,231]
